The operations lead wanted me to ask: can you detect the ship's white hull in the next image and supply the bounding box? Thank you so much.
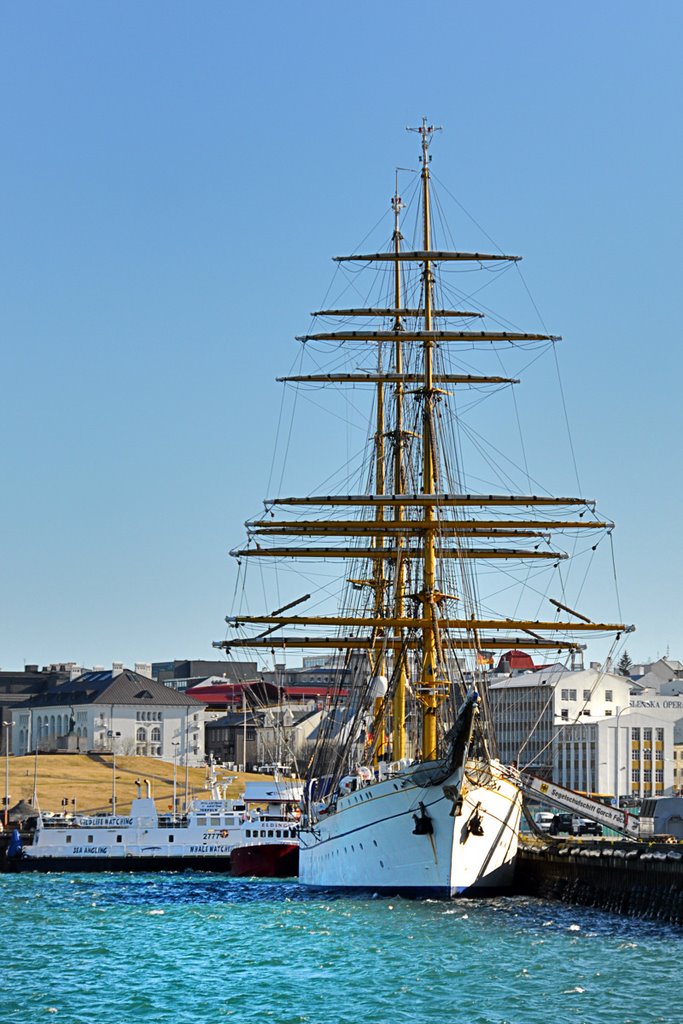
[299,759,521,896]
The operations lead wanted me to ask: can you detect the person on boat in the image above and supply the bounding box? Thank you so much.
[6,826,23,859]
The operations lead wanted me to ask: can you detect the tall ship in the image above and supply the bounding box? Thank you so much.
[215,120,629,896]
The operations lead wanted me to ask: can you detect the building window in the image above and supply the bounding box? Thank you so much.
[560,709,569,721]
[605,690,613,702]
[151,727,161,743]
[643,769,652,783]
[605,710,613,716]
[632,769,640,783]
[655,769,664,783]
[561,689,569,701]
[656,728,664,743]
[136,728,146,742]
[644,728,652,743]
[583,690,591,701]
[632,728,640,742]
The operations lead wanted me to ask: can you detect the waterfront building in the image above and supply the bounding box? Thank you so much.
[12,668,205,765]
[629,657,683,692]
[205,704,322,770]
[152,659,260,691]
[489,667,682,801]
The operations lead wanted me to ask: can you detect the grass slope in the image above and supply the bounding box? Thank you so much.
[2,754,268,816]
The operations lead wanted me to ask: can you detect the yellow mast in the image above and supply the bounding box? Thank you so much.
[371,312,387,762]
[412,117,441,760]
[391,174,407,760]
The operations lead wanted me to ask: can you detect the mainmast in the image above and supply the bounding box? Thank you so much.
[410,117,442,761]
[370,265,387,762]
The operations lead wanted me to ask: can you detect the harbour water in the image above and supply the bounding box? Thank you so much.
[2,874,680,1024]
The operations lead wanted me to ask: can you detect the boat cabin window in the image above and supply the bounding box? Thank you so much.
[116,835,123,843]
[268,830,274,838]
[169,835,174,843]
[210,816,220,827]
[245,829,251,837]
[197,816,207,826]
[87,835,93,843]
[66,835,72,843]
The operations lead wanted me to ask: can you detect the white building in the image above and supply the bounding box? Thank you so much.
[12,668,205,766]
[489,667,681,802]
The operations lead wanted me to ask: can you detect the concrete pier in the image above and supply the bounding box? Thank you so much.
[516,838,683,925]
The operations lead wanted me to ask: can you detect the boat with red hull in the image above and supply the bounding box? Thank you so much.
[230,841,298,878]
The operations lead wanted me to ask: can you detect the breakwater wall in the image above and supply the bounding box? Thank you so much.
[516,840,683,925]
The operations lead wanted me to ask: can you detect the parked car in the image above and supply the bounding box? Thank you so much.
[549,812,578,835]
[575,817,603,836]
[533,811,555,833]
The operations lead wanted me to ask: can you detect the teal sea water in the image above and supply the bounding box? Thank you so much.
[2,874,680,1024]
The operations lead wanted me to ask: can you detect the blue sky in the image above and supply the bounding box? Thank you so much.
[1,2,681,670]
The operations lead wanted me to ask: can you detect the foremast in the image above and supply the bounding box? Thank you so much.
[413,118,441,760]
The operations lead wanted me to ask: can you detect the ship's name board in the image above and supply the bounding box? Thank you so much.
[629,699,683,711]
[76,817,134,827]
[189,845,231,854]
[73,846,109,854]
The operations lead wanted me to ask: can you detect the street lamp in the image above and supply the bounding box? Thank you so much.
[111,749,117,816]
[172,741,179,819]
[3,720,10,827]
[613,706,629,807]
[184,710,190,813]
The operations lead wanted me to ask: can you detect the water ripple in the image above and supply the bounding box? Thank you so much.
[1,874,681,1023]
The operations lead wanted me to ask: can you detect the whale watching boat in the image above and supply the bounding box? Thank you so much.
[215,120,630,896]
[6,774,301,873]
